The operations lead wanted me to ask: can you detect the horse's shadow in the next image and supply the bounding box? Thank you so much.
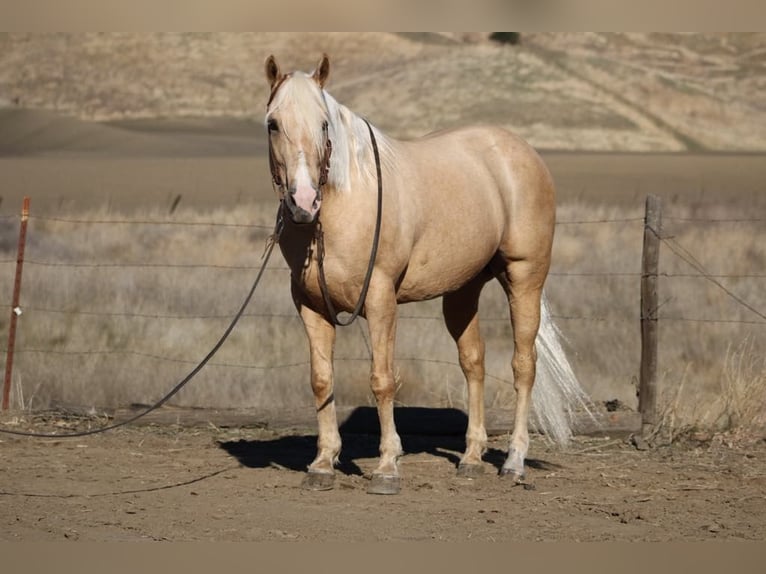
[218,406,561,476]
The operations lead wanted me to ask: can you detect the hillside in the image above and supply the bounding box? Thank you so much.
[0,32,764,152]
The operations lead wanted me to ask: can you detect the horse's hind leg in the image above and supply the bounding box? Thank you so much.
[443,275,490,477]
[499,259,547,482]
[292,281,341,491]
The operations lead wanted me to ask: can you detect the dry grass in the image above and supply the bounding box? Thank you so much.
[652,336,766,443]
[720,337,766,432]
[1,197,763,437]
[1,32,763,440]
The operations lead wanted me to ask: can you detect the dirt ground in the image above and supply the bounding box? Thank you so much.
[1,417,764,542]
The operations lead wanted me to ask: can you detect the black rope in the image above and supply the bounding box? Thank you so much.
[0,211,284,438]
[317,118,383,326]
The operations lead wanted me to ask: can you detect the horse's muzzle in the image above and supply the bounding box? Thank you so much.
[285,189,321,223]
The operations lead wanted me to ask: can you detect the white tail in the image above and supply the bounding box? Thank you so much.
[531,294,597,445]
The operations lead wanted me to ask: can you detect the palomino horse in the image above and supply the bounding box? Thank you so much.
[265,54,559,495]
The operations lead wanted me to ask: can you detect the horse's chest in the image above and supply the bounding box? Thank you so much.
[282,244,360,312]
[282,247,322,300]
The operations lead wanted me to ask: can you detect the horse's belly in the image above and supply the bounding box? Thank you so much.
[395,242,495,303]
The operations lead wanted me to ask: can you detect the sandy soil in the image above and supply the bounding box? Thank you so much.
[1,418,764,542]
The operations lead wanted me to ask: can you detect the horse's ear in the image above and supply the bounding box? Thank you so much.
[265,55,282,88]
[312,54,330,88]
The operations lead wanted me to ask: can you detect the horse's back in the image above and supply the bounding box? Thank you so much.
[401,124,554,219]
[391,125,556,300]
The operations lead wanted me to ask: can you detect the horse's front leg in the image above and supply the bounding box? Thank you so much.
[293,282,340,491]
[364,278,403,495]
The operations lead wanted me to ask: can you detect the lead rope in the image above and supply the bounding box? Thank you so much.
[316,118,383,326]
[0,209,285,438]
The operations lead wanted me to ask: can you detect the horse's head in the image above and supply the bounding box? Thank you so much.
[265,54,332,224]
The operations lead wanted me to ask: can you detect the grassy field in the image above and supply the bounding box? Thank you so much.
[1,185,763,438]
[0,33,764,438]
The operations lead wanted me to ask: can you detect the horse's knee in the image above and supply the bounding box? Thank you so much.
[310,372,333,398]
[459,342,485,375]
[370,371,395,400]
[512,350,536,372]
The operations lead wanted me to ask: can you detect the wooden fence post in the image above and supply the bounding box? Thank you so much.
[639,194,662,437]
[3,197,30,411]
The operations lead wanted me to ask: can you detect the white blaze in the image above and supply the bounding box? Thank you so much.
[291,151,320,215]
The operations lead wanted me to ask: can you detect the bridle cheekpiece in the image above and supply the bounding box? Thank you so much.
[266,78,333,198]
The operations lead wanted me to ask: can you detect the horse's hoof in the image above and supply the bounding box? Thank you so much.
[301,471,335,491]
[367,474,401,495]
[499,467,525,483]
[456,463,485,479]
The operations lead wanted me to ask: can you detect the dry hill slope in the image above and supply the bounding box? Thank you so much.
[1,32,764,152]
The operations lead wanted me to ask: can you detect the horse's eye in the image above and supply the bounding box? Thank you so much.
[267,119,279,133]
[321,121,328,133]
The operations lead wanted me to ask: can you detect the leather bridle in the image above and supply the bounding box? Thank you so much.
[266,83,382,327]
[268,130,332,195]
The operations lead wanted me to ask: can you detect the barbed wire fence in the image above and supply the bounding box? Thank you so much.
[0,196,764,435]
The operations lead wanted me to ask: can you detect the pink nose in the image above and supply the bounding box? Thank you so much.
[287,185,321,222]
[292,184,320,215]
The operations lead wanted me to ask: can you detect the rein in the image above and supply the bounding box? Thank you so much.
[1,96,380,437]
[268,111,382,327]
[316,118,383,326]
[0,213,285,438]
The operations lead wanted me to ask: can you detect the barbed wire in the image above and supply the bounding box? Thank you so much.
[0,213,650,227]
[0,258,293,271]
[22,259,266,271]
[1,210,763,362]
[8,304,635,324]
[659,272,766,279]
[659,316,766,325]
[549,271,640,277]
[9,347,310,371]
[661,236,766,323]
[28,214,274,230]
[9,256,763,282]
[2,213,761,228]
[20,306,301,320]
[3,197,764,429]
[555,217,643,225]
[5,347,518,386]
[9,303,763,326]
[665,216,765,223]
[2,260,642,278]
